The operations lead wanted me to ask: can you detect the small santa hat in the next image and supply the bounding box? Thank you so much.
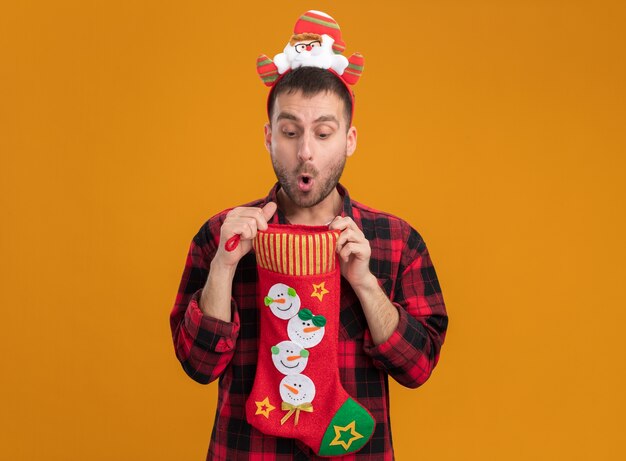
[293,10,346,54]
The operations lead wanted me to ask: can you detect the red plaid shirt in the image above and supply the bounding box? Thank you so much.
[170,184,448,460]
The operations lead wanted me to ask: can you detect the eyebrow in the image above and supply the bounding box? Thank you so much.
[315,115,339,124]
[276,112,299,122]
[276,112,339,125]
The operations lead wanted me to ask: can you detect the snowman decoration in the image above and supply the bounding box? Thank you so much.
[279,374,316,426]
[262,282,328,426]
[288,308,326,348]
[265,283,301,320]
[271,340,310,375]
[256,10,364,86]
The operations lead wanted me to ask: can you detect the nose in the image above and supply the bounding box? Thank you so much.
[284,384,299,394]
[297,135,313,162]
[287,355,301,361]
[305,45,312,51]
[303,326,320,333]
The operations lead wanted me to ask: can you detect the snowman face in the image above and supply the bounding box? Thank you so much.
[265,283,300,319]
[279,374,316,405]
[288,312,325,348]
[271,341,309,375]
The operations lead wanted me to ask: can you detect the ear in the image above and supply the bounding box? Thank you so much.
[346,125,357,157]
[264,123,272,153]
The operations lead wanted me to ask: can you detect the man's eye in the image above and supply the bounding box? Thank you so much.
[318,132,331,139]
[283,131,297,137]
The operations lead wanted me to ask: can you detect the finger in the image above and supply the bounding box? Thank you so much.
[337,228,367,254]
[242,218,259,240]
[330,217,363,238]
[329,216,351,231]
[261,202,278,224]
[249,203,276,232]
[336,228,362,248]
[339,242,370,262]
[336,230,352,252]
[228,207,269,232]
[329,215,343,228]
[226,218,257,241]
[247,207,268,232]
[338,242,358,262]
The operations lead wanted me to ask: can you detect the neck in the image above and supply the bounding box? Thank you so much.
[277,188,342,226]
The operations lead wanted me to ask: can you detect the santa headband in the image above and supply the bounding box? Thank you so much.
[256,10,364,121]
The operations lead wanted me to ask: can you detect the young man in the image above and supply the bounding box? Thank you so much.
[170,12,447,460]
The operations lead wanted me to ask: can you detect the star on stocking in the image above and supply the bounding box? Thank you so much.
[255,397,275,419]
[311,282,329,301]
[329,421,364,451]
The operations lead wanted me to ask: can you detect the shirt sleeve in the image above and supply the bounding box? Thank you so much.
[363,228,448,389]
[169,220,240,385]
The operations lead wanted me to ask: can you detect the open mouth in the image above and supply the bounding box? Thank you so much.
[298,175,313,192]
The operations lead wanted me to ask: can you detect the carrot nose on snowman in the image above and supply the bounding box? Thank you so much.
[264,297,286,305]
[303,326,320,333]
[284,384,299,394]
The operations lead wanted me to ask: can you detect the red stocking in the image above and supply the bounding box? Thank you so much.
[245,224,375,456]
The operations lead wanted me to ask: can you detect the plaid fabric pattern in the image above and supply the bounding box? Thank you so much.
[170,183,448,460]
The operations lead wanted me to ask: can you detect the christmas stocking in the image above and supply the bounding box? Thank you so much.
[245,224,375,456]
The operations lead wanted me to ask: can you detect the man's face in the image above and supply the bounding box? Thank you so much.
[265,90,357,209]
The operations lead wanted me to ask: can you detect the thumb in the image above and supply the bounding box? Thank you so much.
[261,201,278,222]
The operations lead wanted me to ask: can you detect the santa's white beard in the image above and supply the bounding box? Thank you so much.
[287,47,333,69]
[272,35,348,75]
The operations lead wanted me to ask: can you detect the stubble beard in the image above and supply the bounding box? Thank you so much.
[272,154,346,209]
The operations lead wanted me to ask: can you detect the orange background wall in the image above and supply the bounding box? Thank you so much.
[1,1,625,459]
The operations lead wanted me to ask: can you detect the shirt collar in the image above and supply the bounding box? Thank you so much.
[264,182,354,224]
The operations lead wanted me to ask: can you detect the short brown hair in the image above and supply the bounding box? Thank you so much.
[267,67,354,128]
